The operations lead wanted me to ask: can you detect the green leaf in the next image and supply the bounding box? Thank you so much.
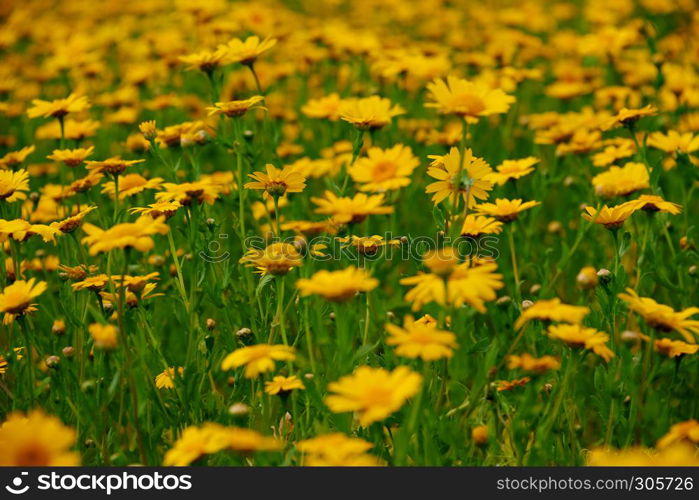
[255,274,274,297]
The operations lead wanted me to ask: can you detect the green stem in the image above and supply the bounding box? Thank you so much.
[112,174,120,224]
[507,226,521,307]
[628,126,655,194]
[167,230,189,313]
[273,195,281,237]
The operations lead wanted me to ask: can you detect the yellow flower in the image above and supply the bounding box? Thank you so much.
[338,96,405,130]
[178,47,228,72]
[421,246,461,276]
[310,191,393,224]
[425,76,515,118]
[339,235,400,256]
[102,174,163,199]
[81,216,169,255]
[475,198,540,222]
[0,348,23,375]
[264,375,305,395]
[71,274,109,291]
[459,214,503,237]
[139,120,157,140]
[69,170,103,194]
[426,147,493,207]
[47,146,95,167]
[622,194,682,215]
[281,219,338,237]
[240,242,302,276]
[0,145,35,168]
[129,200,182,219]
[547,324,615,362]
[586,443,699,466]
[301,93,342,121]
[26,93,90,119]
[112,272,160,293]
[471,425,489,446]
[0,409,79,466]
[592,141,636,167]
[496,377,530,391]
[296,266,378,302]
[244,164,306,197]
[488,157,538,185]
[0,278,47,324]
[514,298,589,330]
[0,219,60,243]
[220,344,296,378]
[89,323,119,349]
[385,315,458,361]
[0,169,30,202]
[657,420,699,449]
[156,121,211,148]
[555,129,603,156]
[576,266,599,289]
[50,206,96,233]
[156,179,221,205]
[349,144,418,192]
[603,104,658,130]
[400,261,504,313]
[296,433,382,466]
[653,338,699,358]
[155,367,184,389]
[163,423,279,466]
[35,119,99,141]
[163,423,231,466]
[581,203,636,229]
[100,283,162,309]
[59,263,96,281]
[85,157,145,176]
[324,366,422,426]
[206,96,265,118]
[221,35,277,65]
[507,353,561,373]
[647,130,699,155]
[618,288,699,342]
[592,162,649,198]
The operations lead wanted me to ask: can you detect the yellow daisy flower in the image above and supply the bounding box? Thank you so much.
[425,75,515,118]
[220,344,296,378]
[324,365,422,426]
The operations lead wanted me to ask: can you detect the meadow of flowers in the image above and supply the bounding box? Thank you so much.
[0,0,698,467]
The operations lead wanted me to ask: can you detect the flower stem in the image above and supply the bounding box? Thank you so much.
[167,230,189,313]
[507,226,521,306]
[272,195,282,237]
[112,174,120,224]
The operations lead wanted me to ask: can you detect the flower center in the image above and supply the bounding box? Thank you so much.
[371,161,398,182]
[15,443,51,466]
[452,94,486,116]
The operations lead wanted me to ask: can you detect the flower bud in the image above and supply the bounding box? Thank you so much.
[236,327,251,338]
[576,266,598,289]
[45,355,60,368]
[472,425,488,446]
[228,402,250,417]
[52,319,66,335]
[596,268,612,284]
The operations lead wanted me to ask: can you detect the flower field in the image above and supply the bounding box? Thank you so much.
[0,0,698,467]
